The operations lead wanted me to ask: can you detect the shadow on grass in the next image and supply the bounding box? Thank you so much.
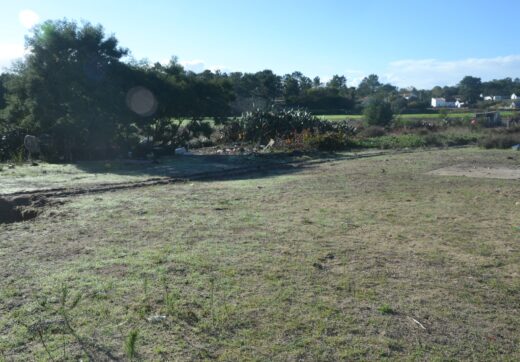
[1,150,389,197]
[71,151,365,182]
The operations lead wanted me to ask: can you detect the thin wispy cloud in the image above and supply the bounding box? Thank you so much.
[383,55,520,89]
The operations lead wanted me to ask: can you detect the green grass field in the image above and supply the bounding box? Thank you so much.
[1,148,519,360]
[318,111,516,121]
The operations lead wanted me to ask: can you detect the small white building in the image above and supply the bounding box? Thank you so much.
[512,93,518,100]
[431,98,456,108]
[403,93,417,100]
[455,100,465,108]
[431,98,444,107]
[483,96,493,101]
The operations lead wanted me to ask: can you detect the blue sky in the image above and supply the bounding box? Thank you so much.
[1,0,519,89]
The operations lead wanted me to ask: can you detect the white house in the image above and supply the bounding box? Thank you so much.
[512,93,518,100]
[455,100,465,108]
[431,98,443,107]
[403,93,417,100]
[431,98,456,108]
[483,96,493,101]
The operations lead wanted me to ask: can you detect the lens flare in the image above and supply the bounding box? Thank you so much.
[126,87,157,117]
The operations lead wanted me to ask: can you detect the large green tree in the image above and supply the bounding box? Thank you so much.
[2,20,132,159]
[458,76,482,104]
[357,74,382,97]
[326,75,348,93]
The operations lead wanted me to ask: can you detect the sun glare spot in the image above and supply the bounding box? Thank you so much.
[18,9,40,29]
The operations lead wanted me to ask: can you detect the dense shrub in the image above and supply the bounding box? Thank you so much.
[187,137,214,149]
[358,134,426,149]
[185,120,213,139]
[359,126,386,138]
[363,98,393,126]
[479,134,520,149]
[442,132,480,146]
[240,108,319,143]
[220,119,243,142]
[392,118,440,131]
[224,108,357,145]
[421,134,444,147]
[356,129,482,150]
[422,132,479,147]
[0,129,25,161]
[303,132,349,151]
[314,119,358,135]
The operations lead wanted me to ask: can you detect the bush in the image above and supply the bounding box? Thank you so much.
[363,98,393,126]
[422,134,444,147]
[234,108,357,144]
[185,120,213,139]
[359,126,386,138]
[358,134,426,149]
[479,134,520,149]
[241,108,319,143]
[220,119,243,142]
[442,132,480,146]
[187,137,213,149]
[0,129,26,161]
[303,132,349,151]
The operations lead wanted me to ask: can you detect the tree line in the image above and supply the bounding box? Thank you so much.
[1,19,519,160]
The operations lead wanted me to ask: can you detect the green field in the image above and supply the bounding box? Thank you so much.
[1,148,519,360]
[317,111,516,121]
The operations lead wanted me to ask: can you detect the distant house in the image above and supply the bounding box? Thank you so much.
[512,93,518,100]
[483,95,506,101]
[431,97,456,108]
[455,100,465,108]
[511,101,520,109]
[403,93,417,100]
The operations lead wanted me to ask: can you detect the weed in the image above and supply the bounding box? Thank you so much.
[12,146,25,165]
[378,304,395,315]
[125,329,139,360]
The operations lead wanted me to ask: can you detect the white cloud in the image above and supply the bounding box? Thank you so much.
[207,64,230,73]
[18,9,40,29]
[179,59,231,74]
[179,59,206,73]
[383,55,520,89]
[344,69,365,87]
[0,42,26,71]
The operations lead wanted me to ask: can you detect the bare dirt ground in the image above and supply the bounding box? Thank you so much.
[429,163,520,179]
